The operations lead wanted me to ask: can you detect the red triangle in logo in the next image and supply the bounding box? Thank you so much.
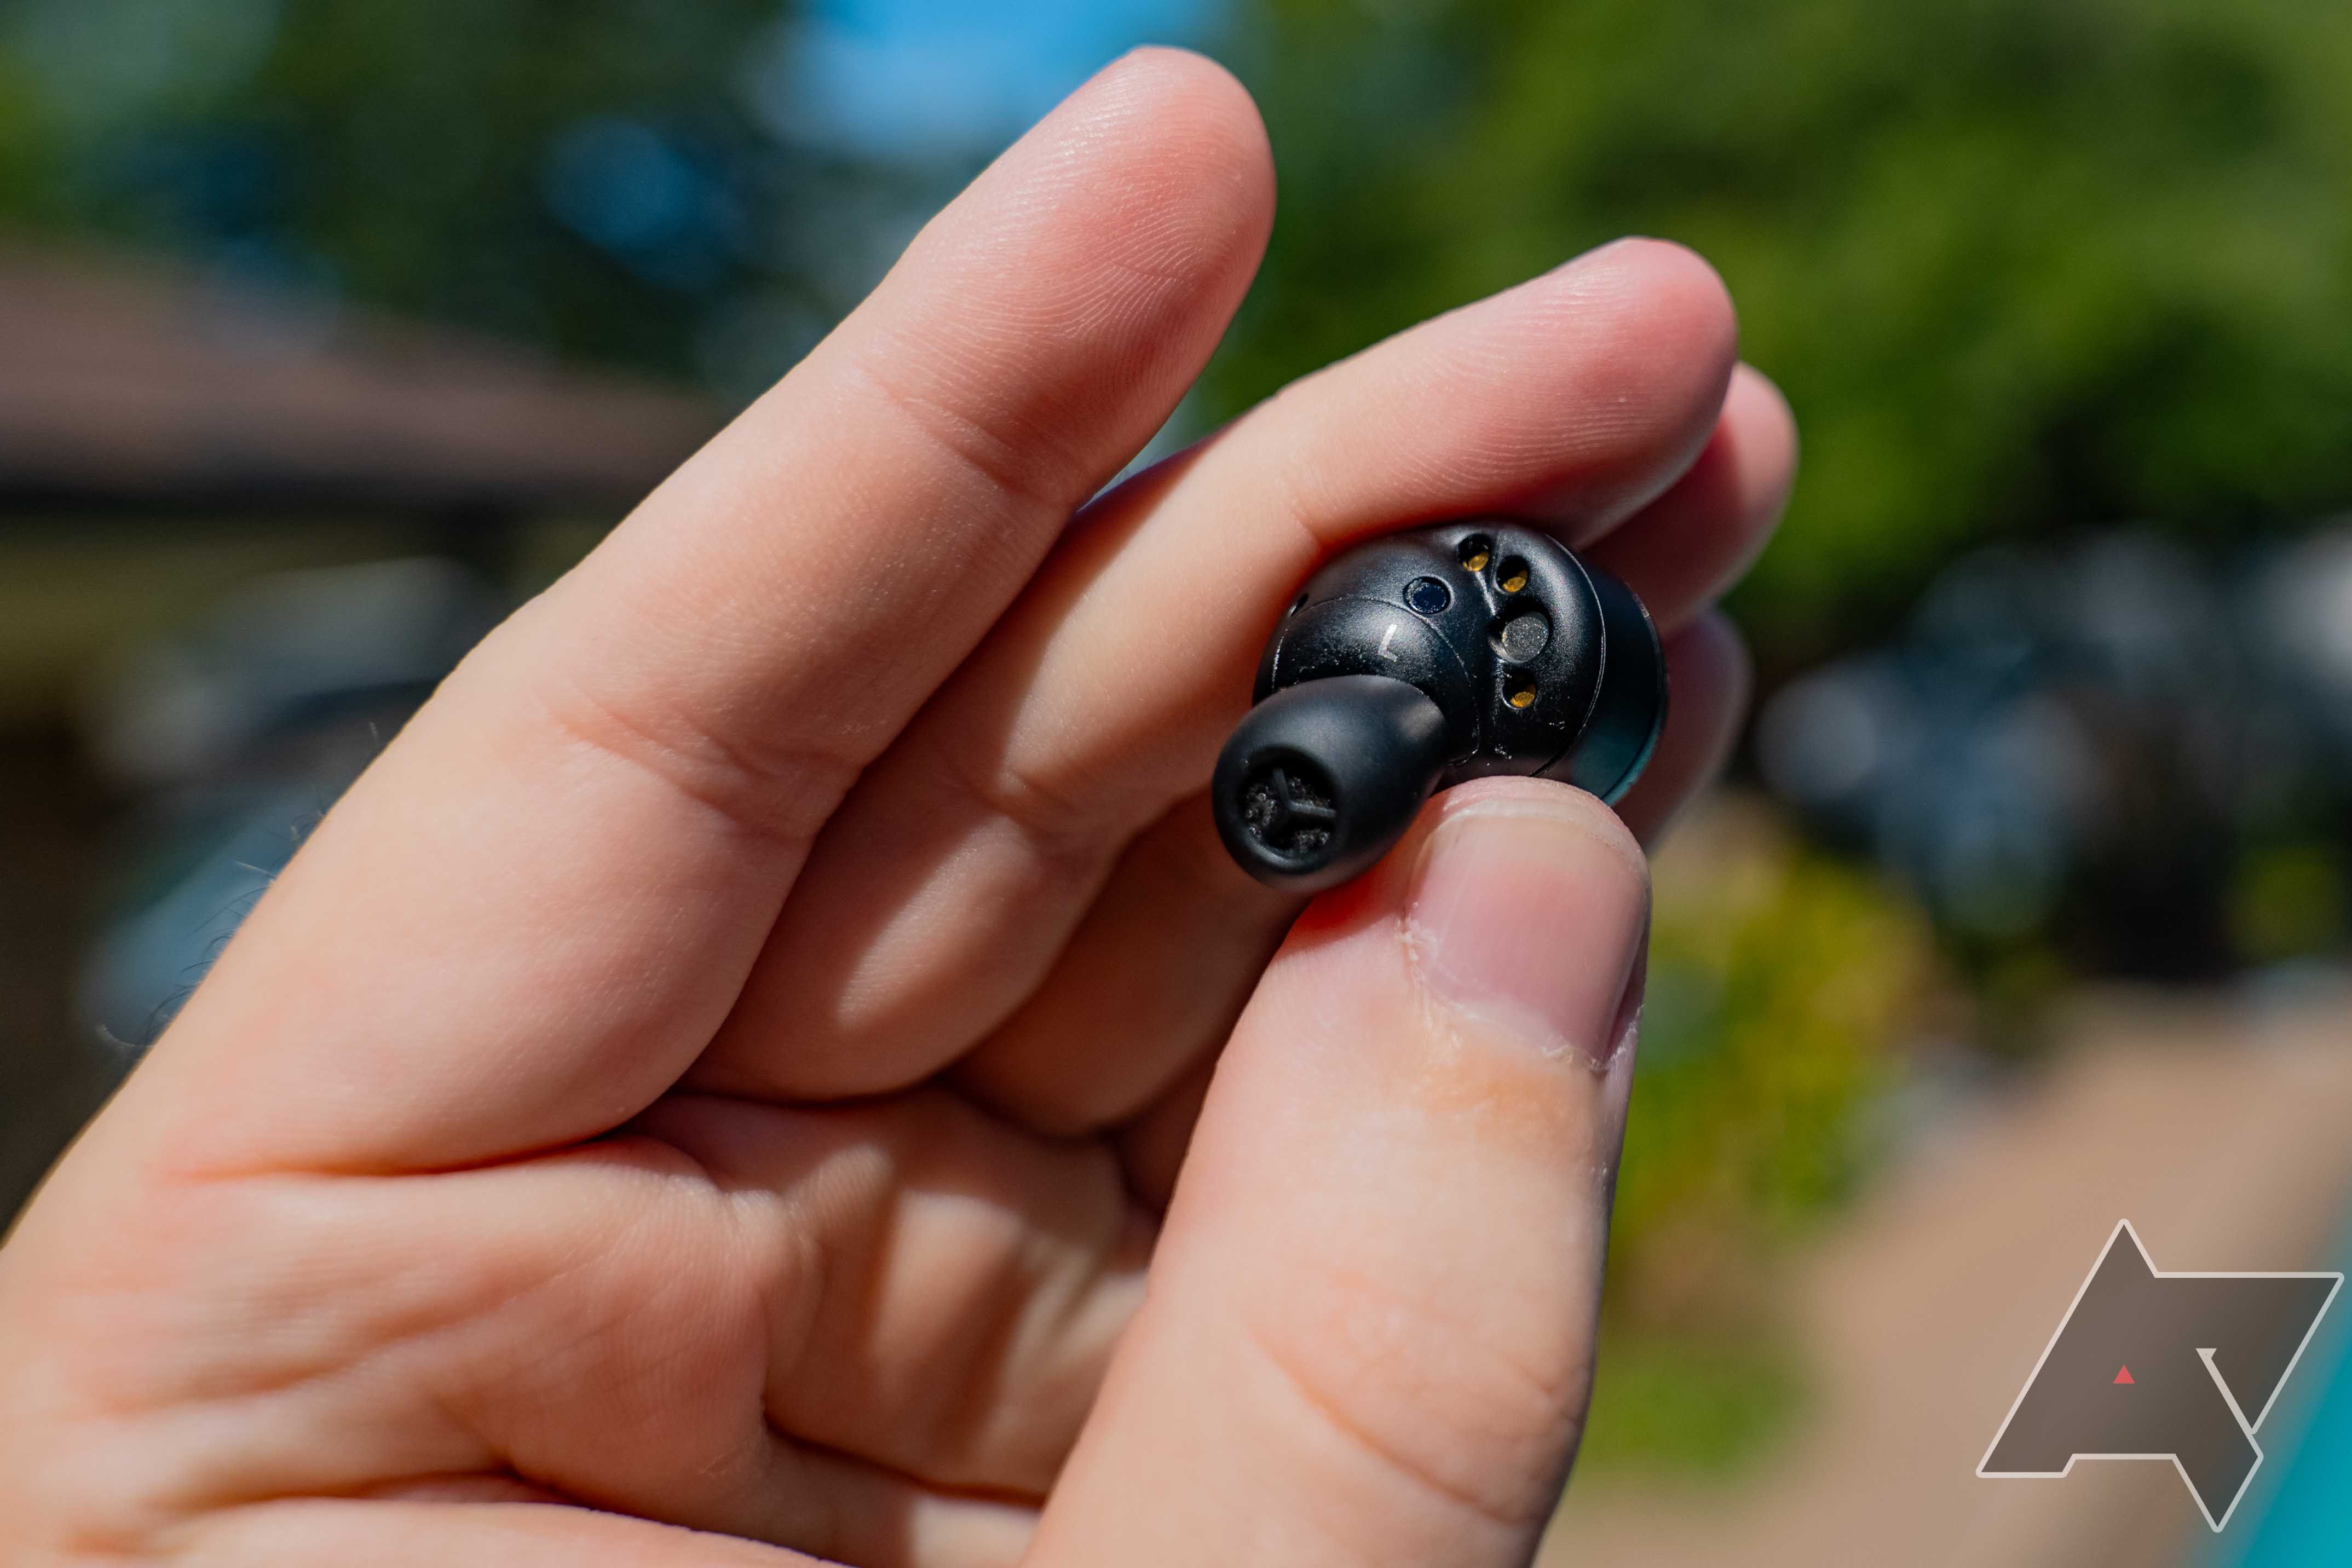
[2114,1366,2135,1385]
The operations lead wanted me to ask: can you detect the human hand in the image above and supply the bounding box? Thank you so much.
[0,50,1791,1568]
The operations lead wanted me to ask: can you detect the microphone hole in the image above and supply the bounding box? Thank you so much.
[1403,575,1451,615]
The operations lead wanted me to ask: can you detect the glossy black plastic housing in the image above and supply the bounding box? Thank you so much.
[1213,521,1667,891]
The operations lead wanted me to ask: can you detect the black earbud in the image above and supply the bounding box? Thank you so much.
[1213,521,1667,891]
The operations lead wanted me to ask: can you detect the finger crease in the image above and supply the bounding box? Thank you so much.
[914,723,1126,868]
[841,344,1093,522]
[1239,1310,1558,1540]
[532,672,861,854]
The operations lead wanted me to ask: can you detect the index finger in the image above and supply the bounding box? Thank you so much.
[94,50,1274,1178]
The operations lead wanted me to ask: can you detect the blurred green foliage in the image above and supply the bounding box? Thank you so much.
[0,0,798,376]
[2229,839,2352,962]
[1616,797,1932,1294]
[1570,795,1934,1474]
[1576,1329,1808,1478]
[1212,0,2352,661]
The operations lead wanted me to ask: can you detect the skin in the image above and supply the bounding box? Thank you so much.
[0,50,1794,1568]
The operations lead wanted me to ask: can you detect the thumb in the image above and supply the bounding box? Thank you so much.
[1029,777,1649,1567]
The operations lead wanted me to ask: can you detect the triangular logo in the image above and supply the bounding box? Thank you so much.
[1981,1220,2342,1531]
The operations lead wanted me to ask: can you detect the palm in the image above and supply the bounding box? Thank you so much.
[174,1087,1146,1566]
[0,51,1791,1568]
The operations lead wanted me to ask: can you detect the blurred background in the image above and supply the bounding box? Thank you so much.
[4,1,2352,1562]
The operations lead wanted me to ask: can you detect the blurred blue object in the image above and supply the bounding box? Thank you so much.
[2250,532,2352,769]
[78,557,505,1048]
[748,0,1223,159]
[543,118,749,293]
[2209,1204,2352,1566]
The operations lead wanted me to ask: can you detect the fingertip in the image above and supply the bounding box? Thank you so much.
[1564,238,1737,391]
[1731,361,1799,489]
[1096,45,1274,168]
[1417,775,1648,882]
[1581,359,1796,628]
[1568,237,1738,364]
[1285,775,1649,1071]
[1282,775,1640,952]
[1397,779,1648,1063]
[1613,609,1751,846]
[1720,361,1799,556]
[1680,607,1755,741]
[783,41,1277,533]
[882,43,1275,385]
[1506,238,1739,531]
[1062,46,1276,270]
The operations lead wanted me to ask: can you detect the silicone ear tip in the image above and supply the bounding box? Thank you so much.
[1212,675,1451,892]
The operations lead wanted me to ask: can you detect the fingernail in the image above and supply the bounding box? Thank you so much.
[1607,942,1648,1071]
[1404,798,1650,1067]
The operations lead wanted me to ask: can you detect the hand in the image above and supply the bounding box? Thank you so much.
[0,50,1790,1568]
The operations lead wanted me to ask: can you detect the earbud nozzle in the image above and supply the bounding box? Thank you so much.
[1212,674,1452,893]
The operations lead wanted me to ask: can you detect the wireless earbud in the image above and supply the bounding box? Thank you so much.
[1213,521,1666,891]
